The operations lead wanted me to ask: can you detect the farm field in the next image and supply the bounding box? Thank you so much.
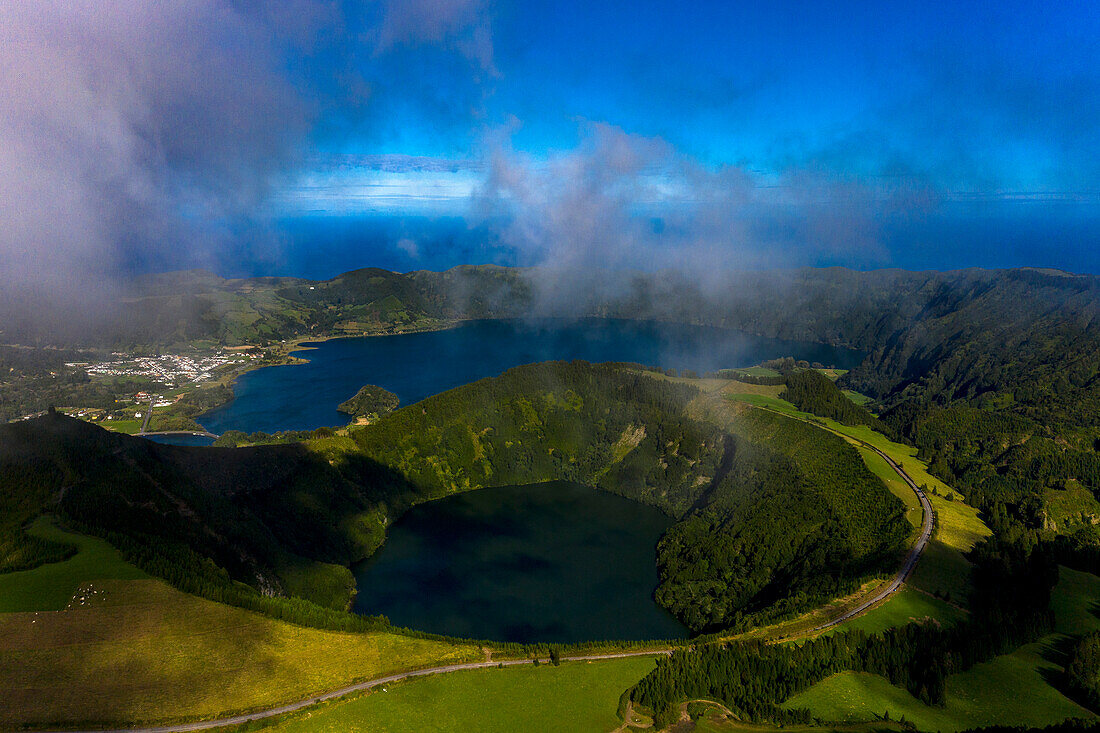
[0,523,480,730]
[265,657,657,733]
[99,418,144,434]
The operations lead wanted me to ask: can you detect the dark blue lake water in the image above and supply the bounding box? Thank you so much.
[196,318,862,435]
[353,481,687,643]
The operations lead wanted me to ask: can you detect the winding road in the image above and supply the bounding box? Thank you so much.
[803,430,935,633]
[54,409,934,733]
[747,406,935,634]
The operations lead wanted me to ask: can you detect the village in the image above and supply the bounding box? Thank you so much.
[67,351,259,387]
[41,349,263,432]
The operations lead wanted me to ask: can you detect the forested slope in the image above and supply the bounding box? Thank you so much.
[656,404,907,631]
[348,361,907,631]
[0,362,907,635]
[0,411,403,610]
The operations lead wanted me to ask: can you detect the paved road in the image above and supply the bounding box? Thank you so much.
[747,406,935,635]
[140,398,154,434]
[54,410,933,733]
[803,432,934,632]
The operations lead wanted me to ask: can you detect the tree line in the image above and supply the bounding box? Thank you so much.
[631,535,1058,728]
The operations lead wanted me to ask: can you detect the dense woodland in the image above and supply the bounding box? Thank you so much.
[882,402,1100,547]
[336,384,400,418]
[657,405,907,631]
[780,369,886,430]
[963,724,1100,733]
[1065,631,1100,713]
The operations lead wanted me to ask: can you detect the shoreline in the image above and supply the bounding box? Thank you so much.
[191,319,469,429]
[189,316,865,433]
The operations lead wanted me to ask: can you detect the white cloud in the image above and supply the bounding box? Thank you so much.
[396,238,421,259]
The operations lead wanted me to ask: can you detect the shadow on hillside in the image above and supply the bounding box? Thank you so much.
[1037,634,1100,716]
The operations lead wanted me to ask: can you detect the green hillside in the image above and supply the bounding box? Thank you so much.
[0,361,907,636]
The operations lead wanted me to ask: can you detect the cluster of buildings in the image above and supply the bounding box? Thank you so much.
[71,351,258,387]
[133,392,176,408]
[64,407,105,419]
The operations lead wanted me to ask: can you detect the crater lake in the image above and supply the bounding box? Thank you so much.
[351,481,687,644]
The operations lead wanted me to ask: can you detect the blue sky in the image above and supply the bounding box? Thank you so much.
[306,1,1098,187]
[270,0,1100,276]
[2,1,1099,286]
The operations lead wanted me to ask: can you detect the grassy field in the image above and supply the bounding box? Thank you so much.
[904,539,973,605]
[842,390,872,406]
[782,641,1090,732]
[1051,565,1100,636]
[901,488,989,604]
[822,587,965,637]
[781,567,1100,731]
[276,557,356,611]
[264,657,657,733]
[0,523,481,729]
[0,516,147,612]
[1044,480,1100,531]
[723,382,786,398]
[100,417,143,434]
[732,366,782,377]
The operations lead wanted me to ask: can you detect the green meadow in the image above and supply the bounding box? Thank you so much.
[0,522,480,730]
[0,516,147,612]
[265,657,658,733]
[823,587,965,637]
